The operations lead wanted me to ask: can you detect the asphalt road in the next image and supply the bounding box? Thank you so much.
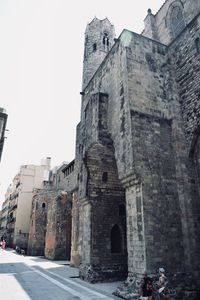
[0,249,121,300]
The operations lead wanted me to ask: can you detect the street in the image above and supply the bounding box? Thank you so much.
[0,249,121,300]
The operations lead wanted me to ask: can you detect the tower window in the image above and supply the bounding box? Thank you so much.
[103,33,109,48]
[42,202,46,208]
[102,172,108,183]
[111,224,122,253]
[93,43,97,52]
[195,38,200,54]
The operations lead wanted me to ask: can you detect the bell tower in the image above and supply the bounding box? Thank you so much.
[82,17,115,90]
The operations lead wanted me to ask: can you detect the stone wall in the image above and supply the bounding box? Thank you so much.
[142,0,200,45]
[55,161,77,192]
[81,39,131,183]
[70,192,81,266]
[78,15,199,283]
[45,191,72,260]
[168,14,200,153]
[27,189,53,256]
[76,90,128,281]
[167,13,200,275]
[79,142,127,282]
[130,112,184,274]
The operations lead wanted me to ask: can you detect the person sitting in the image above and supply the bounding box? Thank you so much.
[158,268,168,288]
[157,268,170,299]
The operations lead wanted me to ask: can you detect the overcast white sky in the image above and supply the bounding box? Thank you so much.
[0,0,164,205]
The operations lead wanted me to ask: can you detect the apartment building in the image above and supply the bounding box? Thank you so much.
[0,107,8,162]
[2,158,51,249]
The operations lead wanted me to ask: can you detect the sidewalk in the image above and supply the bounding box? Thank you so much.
[0,249,122,299]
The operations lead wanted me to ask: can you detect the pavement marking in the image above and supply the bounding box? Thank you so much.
[43,269,114,299]
[30,267,113,300]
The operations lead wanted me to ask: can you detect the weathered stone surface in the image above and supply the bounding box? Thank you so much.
[45,191,72,260]
[75,0,200,293]
[27,189,53,256]
[27,1,200,295]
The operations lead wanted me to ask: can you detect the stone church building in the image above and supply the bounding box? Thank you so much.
[28,0,200,295]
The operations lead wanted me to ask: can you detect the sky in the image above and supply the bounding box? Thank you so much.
[0,0,164,205]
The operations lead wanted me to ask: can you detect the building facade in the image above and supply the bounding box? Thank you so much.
[27,0,200,297]
[0,185,11,239]
[1,158,51,250]
[0,107,8,162]
[73,0,200,289]
[28,161,76,259]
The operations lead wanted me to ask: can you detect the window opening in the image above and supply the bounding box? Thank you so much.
[93,43,97,51]
[102,172,108,183]
[111,224,122,253]
[42,202,46,208]
[103,33,109,48]
[170,6,185,38]
[195,38,200,54]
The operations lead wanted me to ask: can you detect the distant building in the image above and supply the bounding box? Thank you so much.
[0,107,8,162]
[2,158,51,250]
[27,161,75,259]
[0,185,12,240]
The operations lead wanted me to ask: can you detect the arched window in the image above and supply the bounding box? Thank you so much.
[102,172,108,183]
[195,38,200,54]
[42,202,46,208]
[170,6,185,38]
[111,224,122,253]
[93,43,97,52]
[103,33,109,48]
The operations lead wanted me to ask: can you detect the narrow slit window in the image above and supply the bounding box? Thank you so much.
[102,172,108,183]
[111,224,122,253]
[195,38,200,54]
[93,43,97,52]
